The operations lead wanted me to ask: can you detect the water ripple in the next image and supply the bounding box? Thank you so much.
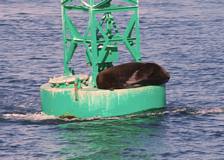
[1,0,224,159]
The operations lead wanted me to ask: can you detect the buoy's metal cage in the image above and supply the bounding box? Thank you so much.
[61,0,141,86]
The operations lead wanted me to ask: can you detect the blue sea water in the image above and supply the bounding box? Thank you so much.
[0,0,224,159]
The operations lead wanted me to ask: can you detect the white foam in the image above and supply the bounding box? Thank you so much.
[1,107,223,122]
[193,108,224,115]
[2,112,57,121]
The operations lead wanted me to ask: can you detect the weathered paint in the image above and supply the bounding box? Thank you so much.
[40,83,166,118]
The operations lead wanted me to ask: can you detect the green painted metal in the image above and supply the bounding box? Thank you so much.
[40,0,167,118]
[41,81,166,118]
[61,0,141,86]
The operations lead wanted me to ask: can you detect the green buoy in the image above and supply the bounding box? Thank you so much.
[40,0,167,118]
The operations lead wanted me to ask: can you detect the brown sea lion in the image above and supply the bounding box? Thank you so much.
[96,62,170,89]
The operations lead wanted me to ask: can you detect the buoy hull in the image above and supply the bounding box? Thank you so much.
[40,83,166,118]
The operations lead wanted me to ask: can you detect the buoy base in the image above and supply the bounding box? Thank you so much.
[40,80,166,118]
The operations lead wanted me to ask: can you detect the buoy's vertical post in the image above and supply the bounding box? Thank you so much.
[61,0,69,75]
[89,0,99,87]
[61,0,79,76]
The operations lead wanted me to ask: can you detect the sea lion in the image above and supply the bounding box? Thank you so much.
[96,62,170,89]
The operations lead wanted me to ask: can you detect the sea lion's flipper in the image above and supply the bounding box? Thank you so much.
[126,68,153,85]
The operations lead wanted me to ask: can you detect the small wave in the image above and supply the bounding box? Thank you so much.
[0,112,118,122]
[132,107,224,118]
[1,107,223,123]
[1,112,57,121]
[189,107,224,115]
[164,107,224,116]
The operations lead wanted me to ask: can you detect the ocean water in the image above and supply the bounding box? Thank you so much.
[0,0,224,159]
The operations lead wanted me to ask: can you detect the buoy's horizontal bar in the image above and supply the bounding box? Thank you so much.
[64,5,88,11]
[93,6,137,13]
[63,5,137,13]
[66,37,136,43]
